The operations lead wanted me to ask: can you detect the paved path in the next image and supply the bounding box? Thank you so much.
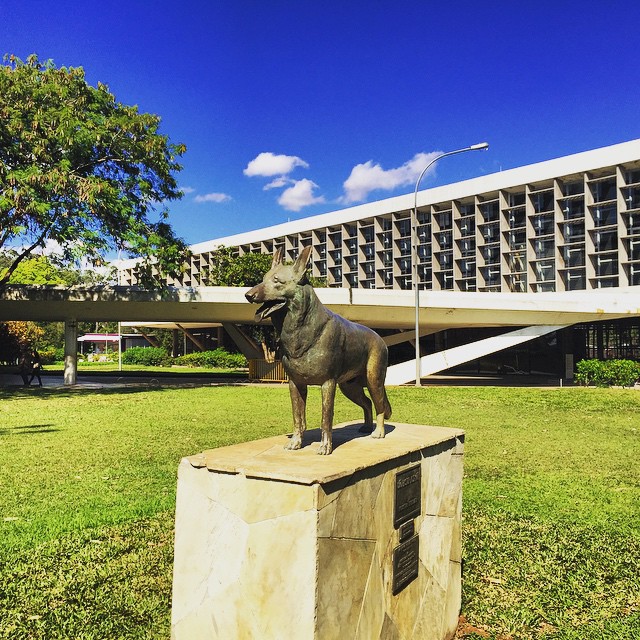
[1,371,574,390]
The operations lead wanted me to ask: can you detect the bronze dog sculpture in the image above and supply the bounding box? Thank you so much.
[245,245,392,455]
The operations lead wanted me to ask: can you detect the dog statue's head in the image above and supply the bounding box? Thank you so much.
[245,245,312,322]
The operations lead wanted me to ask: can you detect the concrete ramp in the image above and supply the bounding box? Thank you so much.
[385,324,568,385]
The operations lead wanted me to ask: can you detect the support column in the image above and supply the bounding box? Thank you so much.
[172,329,179,358]
[64,319,78,385]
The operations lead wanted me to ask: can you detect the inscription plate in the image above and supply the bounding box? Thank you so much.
[394,465,421,528]
[398,520,415,543]
[392,535,419,595]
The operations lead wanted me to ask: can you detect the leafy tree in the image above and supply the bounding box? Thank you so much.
[0,321,44,364]
[0,54,188,289]
[0,252,116,357]
[201,247,273,287]
[2,251,72,285]
[201,246,327,288]
[0,250,110,286]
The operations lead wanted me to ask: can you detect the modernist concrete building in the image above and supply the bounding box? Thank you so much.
[117,139,640,380]
[122,139,640,295]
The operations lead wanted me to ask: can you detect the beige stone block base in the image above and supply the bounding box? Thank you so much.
[171,421,464,640]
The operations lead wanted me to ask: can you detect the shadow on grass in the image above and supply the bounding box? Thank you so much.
[0,424,59,436]
[0,384,197,401]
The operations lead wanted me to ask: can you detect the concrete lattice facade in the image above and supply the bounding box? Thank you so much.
[121,139,640,297]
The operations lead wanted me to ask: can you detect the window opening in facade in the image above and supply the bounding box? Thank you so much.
[479,200,499,222]
[625,169,640,184]
[480,265,501,290]
[506,207,526,229]
[458,238,475,258]
[561,197,585,219]
[622,185,640,210]
[508,192,526,207]
[593,229,618,252]
[481,245,501,265]
[563,180,584,197]
[592,203,617,227]
[532,213,555,237]
[506,251,526,272]
[626,238,640,262]
[534,259,555,282]
[531,189,554,213]
[395,217,411,238]
[561,220,585,244]
[434,209,453,229]
[418,245,431,261]
[505,273,527,292]
[507,230,526,251]
[561,245,585,268]
[589,176,616,202]
[457,216,475,237]
[481,221,499,243]
[564,269,586,291]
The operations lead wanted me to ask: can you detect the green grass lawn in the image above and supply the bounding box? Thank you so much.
[42,361,248,376]
[0,385,638,639]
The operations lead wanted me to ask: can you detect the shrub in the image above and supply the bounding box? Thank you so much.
[122,346,171,367]
[175,348,246,369]
[37,347,59,365]
[606,359,640,387]
[575,359,640,388]
[575,360,606,387]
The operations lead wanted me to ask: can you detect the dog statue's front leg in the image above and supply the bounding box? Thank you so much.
[286,380,307,450]
[371,412,386,439]
[318,379,337,455]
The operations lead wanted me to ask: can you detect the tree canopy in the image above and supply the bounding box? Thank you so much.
[0,54,189,289]
[201,247,273,287]
[201,246,327,288]
[0,250,102,285]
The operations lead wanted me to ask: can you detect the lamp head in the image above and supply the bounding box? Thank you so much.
[470,142,489,151]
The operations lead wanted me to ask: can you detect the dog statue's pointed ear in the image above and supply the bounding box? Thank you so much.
[271,247,284,269]
[293,245,313,280]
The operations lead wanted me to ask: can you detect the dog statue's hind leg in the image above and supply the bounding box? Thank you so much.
[366,349,392,440]
[286,379,307,450]
[339,377,374,433]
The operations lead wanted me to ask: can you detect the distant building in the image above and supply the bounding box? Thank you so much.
[121,139,640,376]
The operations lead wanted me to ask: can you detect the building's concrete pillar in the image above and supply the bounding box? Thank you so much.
[172,329,179,358]
[64,319,78,385]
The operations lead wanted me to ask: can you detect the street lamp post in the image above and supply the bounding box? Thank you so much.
[412,142,489,386]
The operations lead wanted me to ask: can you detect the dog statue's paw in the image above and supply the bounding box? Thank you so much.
[370,428,386,439]
[284,437,302,451]
[317,442,333,455]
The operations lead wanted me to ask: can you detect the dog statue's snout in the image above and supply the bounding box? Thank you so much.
[245,286,259,303]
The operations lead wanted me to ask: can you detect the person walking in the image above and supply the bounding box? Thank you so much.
[29,349,43,387]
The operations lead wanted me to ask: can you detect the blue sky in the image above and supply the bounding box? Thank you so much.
[2,1,640,246]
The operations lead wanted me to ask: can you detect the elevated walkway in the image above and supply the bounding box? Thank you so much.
[1,285,638,385]
[2,284,638,328]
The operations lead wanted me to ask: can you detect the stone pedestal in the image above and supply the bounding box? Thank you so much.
[171,421,464,640]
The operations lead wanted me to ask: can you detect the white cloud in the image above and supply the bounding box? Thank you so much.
[341,151,442,203]
[278,179,325,212]
[263,176,293,190]
[244,152,309,177]
[180,186,196,194]
[38,238,65,256]
[194,192,232,203]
